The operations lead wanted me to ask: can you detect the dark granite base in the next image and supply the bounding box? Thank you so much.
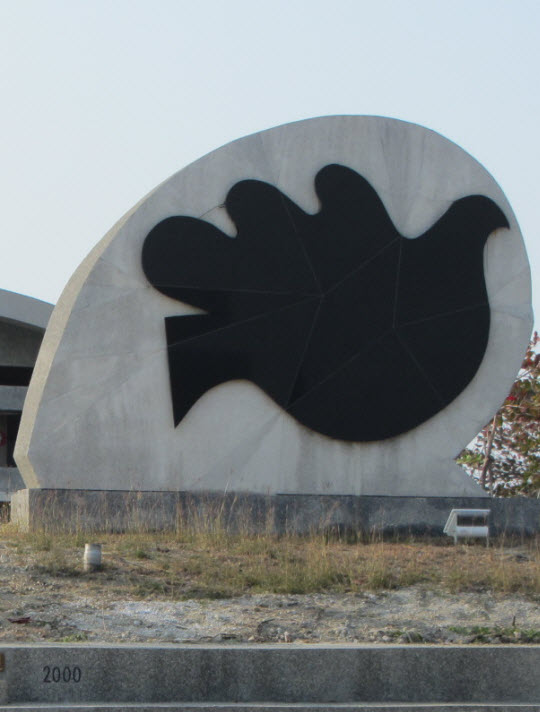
[10,488,540,536]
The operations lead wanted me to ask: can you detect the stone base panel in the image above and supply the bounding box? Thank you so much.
[0,644,539,706]
[9,488,540,536]
[2,706,538,712]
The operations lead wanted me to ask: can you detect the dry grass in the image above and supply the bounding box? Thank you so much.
[1,522,538,600]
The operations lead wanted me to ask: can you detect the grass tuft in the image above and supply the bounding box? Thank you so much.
[0,519,537,600]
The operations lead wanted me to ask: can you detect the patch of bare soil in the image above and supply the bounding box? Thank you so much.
[0,539,538,645]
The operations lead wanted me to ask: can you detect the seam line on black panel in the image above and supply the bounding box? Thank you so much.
[398,302,489,329]
[394,330,445,406]
[165,294,322,349]
[324,237,400,298]
[280,195,323,295]
[285,297,324,408]
[286,329,393,409]
[392,237,403,328]
[150,283,320,298]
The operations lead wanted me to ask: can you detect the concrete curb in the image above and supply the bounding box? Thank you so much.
[0,645,538,706]
[1,706,539,712]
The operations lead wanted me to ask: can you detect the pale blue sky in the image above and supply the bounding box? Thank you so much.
[1,0,538,326]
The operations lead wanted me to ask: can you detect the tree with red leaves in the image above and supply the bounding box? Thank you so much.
[458,332,540,497]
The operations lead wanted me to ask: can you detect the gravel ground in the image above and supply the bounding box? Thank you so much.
[1,575,538,645]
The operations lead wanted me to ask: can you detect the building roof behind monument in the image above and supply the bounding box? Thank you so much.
[0,288,53,331]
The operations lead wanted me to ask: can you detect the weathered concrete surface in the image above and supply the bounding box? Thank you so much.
[0,645,539,705]
[10,489,540,535]
[15,116,532,499]
[0,706,538,712]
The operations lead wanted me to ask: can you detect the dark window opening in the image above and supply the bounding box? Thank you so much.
[456,515,488,527]
[0,366,33,386]
[0,413,21,467]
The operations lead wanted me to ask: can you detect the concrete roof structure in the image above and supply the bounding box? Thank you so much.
[0,288,53,331]
[0,289,53,501]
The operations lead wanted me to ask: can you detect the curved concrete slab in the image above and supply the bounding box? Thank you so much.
[15,116,532,496]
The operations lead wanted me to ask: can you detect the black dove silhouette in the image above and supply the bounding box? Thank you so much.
[142,164,508,441]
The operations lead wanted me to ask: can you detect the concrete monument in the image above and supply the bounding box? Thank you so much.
[12,116,533,530]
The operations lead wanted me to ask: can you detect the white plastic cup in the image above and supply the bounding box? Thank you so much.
[83,543,102,571]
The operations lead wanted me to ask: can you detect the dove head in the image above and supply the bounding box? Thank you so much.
[447,194,510,245]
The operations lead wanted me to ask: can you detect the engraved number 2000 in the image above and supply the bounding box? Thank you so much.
[43,666,82,683]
